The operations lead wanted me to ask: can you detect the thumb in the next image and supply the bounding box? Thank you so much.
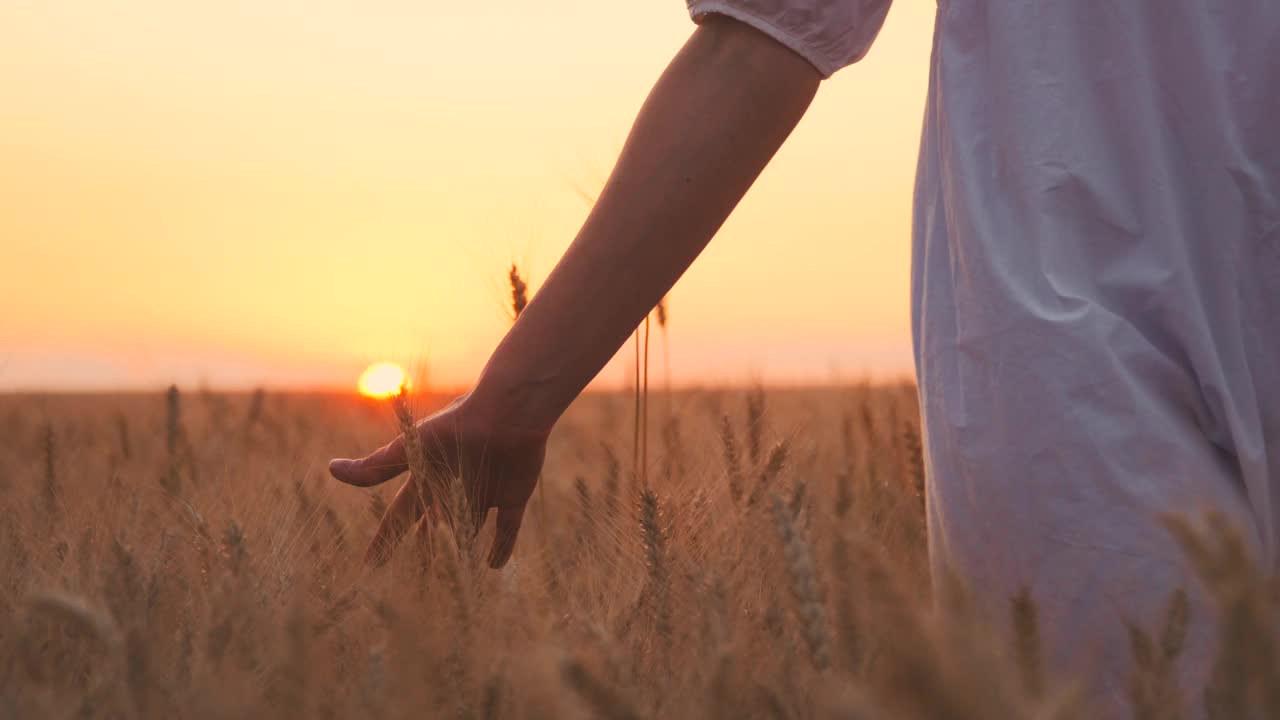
[329,436,408,487]
[488,504,526,569]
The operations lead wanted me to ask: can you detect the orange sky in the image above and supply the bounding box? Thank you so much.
[0,2,936,392]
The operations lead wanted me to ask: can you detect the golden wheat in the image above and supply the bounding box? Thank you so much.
[0,387,1272,718]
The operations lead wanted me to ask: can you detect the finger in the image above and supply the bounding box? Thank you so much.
[488,504,526,569]
[364,479,427,567]
[412,514,434,563]
[329,436,408,487]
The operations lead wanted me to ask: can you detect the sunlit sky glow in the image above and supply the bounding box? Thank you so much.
[357,361,408,399]
[1,2,936,391]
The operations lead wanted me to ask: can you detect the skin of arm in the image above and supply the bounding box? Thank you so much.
[462,14,820,434]
[330,15,821,567]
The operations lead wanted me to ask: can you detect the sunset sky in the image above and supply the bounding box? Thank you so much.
[1,2,936,392]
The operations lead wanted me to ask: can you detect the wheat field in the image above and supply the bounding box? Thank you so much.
[0,385,1275,719]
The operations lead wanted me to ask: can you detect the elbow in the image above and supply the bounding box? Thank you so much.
[693,14,823,97]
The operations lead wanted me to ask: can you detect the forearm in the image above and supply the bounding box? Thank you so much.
[465,16,819,433]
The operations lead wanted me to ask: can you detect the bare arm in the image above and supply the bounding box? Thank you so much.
[465,15,820,433]
[330,15,821,567]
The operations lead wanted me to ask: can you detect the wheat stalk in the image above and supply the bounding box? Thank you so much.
[639,487,671,642]
[719,415,744,504]
[633,327,642,486]
[656,296,671,421]
[770,493,830,671]
[41,422,58,515]
[1126,588,1189,720]
[745,386,766,467]
[163,384,182,494]
[388,386,449,563]
[746,440,789,508]
[508,263,528,319]
[641,314,651,489]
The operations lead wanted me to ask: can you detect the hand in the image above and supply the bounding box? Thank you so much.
[328,395,547,568]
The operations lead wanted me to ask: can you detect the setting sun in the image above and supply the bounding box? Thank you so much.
[357,362,408,398]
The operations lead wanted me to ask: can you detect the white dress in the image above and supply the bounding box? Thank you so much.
[689,0,1280,715]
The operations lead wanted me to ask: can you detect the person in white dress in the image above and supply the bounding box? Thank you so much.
[331,2,1279,713]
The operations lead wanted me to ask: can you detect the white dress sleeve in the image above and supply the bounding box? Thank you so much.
[687,0,893,78]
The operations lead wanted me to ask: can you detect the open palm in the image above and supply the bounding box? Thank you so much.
[329,397,546,568]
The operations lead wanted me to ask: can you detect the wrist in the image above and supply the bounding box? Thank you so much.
[457,372,560,440]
